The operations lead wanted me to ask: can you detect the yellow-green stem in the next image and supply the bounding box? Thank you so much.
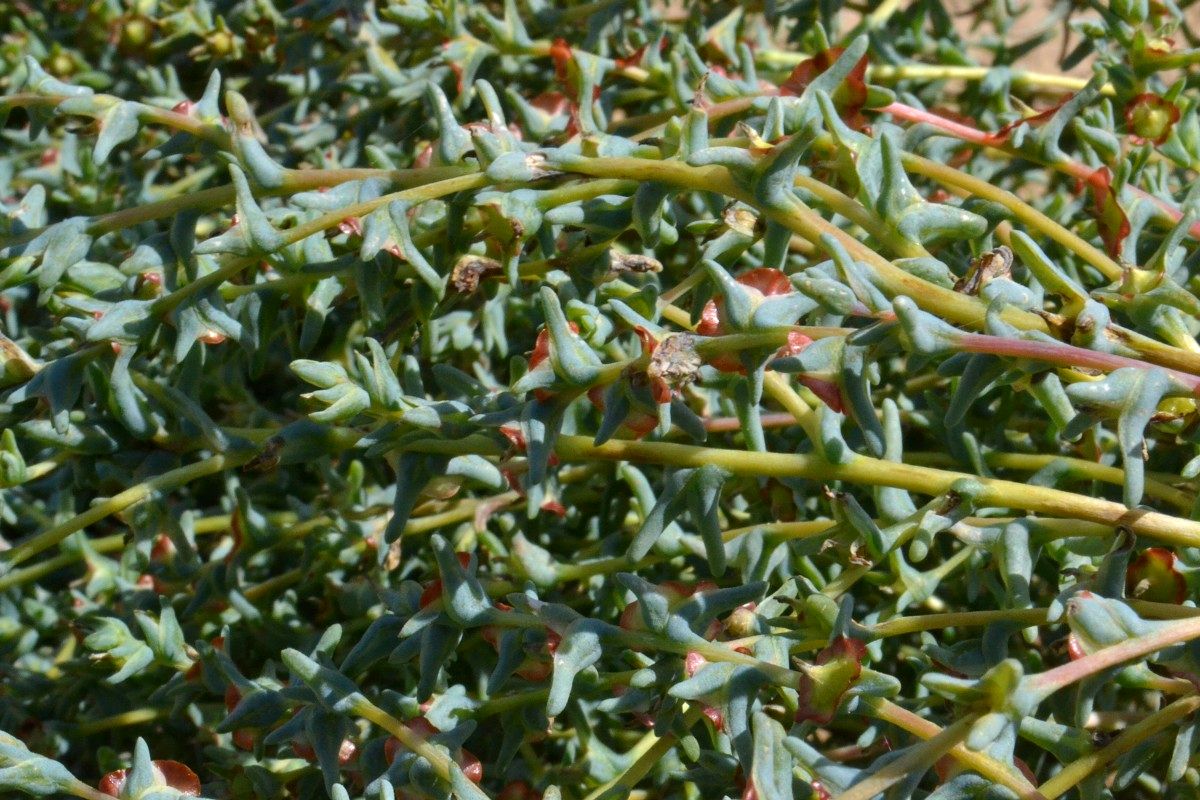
[1037,695,1200,799]
[544,435,1200,547]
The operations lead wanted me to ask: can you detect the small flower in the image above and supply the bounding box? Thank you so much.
[1124,93,1180,145]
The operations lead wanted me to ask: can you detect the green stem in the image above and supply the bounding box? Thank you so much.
[898,150,1121,281]
[2,454,239,569]
[956,331,1200,393]
[793,173,929,260]
[541,435,1200,547]
[1036,695,1200,799]
[83,165,476,240]
[0,93,229,147]
[74,707,167,735]
[905,450,1195,511]
[349,697,493,800]
[555,155,1050,334]
[865,64,1107,94]
[884,101,1200,244]
[151,172,490,316]
[861,697,1045,800]
[870,608,1050,637]
[580,704,706,800]
[836,713,979,800]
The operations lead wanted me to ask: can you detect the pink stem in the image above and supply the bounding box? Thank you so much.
[705,411,796,432]
[958,333,1200,394]
[881,102,995,146]
[1028,612,1200,699]
[882,101,1200,240]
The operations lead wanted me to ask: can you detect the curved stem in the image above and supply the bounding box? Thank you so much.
[151,172,490,317]
[867,64,1107,94]
[897,149,1121,280]
[350,696,494,800]
[0,93,230,146]
[580,704,706,800]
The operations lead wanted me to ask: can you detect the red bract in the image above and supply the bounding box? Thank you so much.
[982,97,1071,146]
[530,322,666,439]
[549,38,573,84]
[527,322,579,402]
[1078,166,1130,258]
[614,44,648,69]
[528,322,576,370]
[586,383,659,438]
[222,685,261,751]
[697,268,792,343]
[499,780,541,800]
[779,48,869,130]
[635,327,673,405]
[795,637,867,724]
[1126,547,1187,604]
[419,552,474,608]
[1125,93,1181,145]
[697,269,821,379]
[529,92,571,116]
[99,761,201,797]
[480,622,559,681]
[540,498,568,516]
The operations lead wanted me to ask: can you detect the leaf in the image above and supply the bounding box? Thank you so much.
[93,101,142,163]
[547,619,609,716]
[0,733,83,797]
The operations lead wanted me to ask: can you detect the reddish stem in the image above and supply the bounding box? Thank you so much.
[1028,614,1200,700]
[882,101,1200,240]
[704,411,797,432]
[957,333,1200,394]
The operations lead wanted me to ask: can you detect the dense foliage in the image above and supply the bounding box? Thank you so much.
[6,1,1200,799]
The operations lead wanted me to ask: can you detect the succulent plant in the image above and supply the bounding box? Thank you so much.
[5,2,1200,800]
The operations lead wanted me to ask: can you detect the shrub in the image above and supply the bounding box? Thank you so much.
[4,2,1200,800]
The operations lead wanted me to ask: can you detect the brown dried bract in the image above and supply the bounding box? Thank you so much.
[608,252,663,276]
[722,205,761,237]
[953,245,1013,295]
[648,333,701,391]
[242,436,284,473]
[452,255,503,293]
